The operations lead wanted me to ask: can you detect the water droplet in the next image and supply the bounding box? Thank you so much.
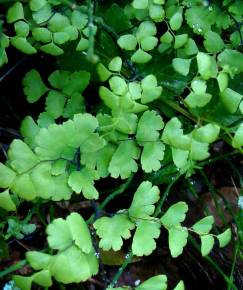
[125,254,130,259]
[198,28,202,33]
[95,252,100,258]
[135,280,141,286]
[208,6,213,11]
[192,24,195,28]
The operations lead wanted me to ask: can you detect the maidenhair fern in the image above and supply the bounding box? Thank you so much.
[0,0,242,289]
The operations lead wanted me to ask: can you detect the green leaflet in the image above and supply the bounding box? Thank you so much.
[108,140,140,179]
[200,235,214,256]
[173,281,185,290]
[136,110,164,143]
[68,168,99,199]
[26,251,52,270]
[141,141,165,173]
[49,245,98,283]
[160,202,188,228]
[94,214,135,251]
[0,162,16,188]
[0,190,16,211]
[168,226,188,258]
[232,124,243,148]
[23,70,49,103]
[129,181,160,220]
[192,216,214,235]
[136,275,167,290]
[8,140,39,173]
[217,228,231,248]
[7,2,24,23]
[132,220,161,256]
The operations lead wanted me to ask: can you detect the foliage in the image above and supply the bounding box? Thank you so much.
[0,0,242,289]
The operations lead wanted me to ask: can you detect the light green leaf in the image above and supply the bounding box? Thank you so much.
[11,37,37,55]
[201,235,214,256]
[14,21,29,37]
[217,72,229,93]
[160,202,188,228]
[217,228,231,248]
[0,190,16,211]
[48,13,70,32]
[23,70,48,103]
[109,76,127,95]
[51,159,67,176]
[196,52,217,80]
[149,5,164,22]
[193,124,220,143]
[136,275,167,290]
[169,9,183,31]
[31,163,71,201]
[131,49,152,64]
[174,34,188,49]
[161,118,191,150]
[32,4,52,24]
[160,31,173,43]
[33,269,52,287]
[32,27,52,43]
[190,139,209,161]
[108,140,140,179]
[71,10,88,29]
[97,63,112,81]
[129,181,160,220]
[132,0,148,9]
[108,57,122,72]
[128,82,142,100]
[40,43,64,56]
[191,78,207,95]
[192,216,214,235]
[185,92,212,108]
[168,226,188,257]
[132,220,160,256]
[141,141,165,173]
[218,49,243,75]
[184,38,198,55]
[172,58,191,76]
[30,0,47,11]
[13,276,33,290]
[66,212,92,253]
[185,6,213,34]
[220,88,242,113]
[50,245,98,283]
[68,168,99,199]
[7,2,24,23]
[76,37,89,51]
[232,124,243,148]
[26,251,52,270]
[173,281,185,290]
[94,214,135,251]
[11,173,37,200]
[136,21,157,41]
[140,36,158,51]
[204,31,224,53]
[81,144,116,178]
[172,148,189,169]
[0,162,16,188]
[63,71,90,95]
[48,70,69,89]
[8,139,39,173]
[136,110,164,143]
[46,217,73,250]
[53,32,70,45]
[117,35,137,50]
[45,90,66,119]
